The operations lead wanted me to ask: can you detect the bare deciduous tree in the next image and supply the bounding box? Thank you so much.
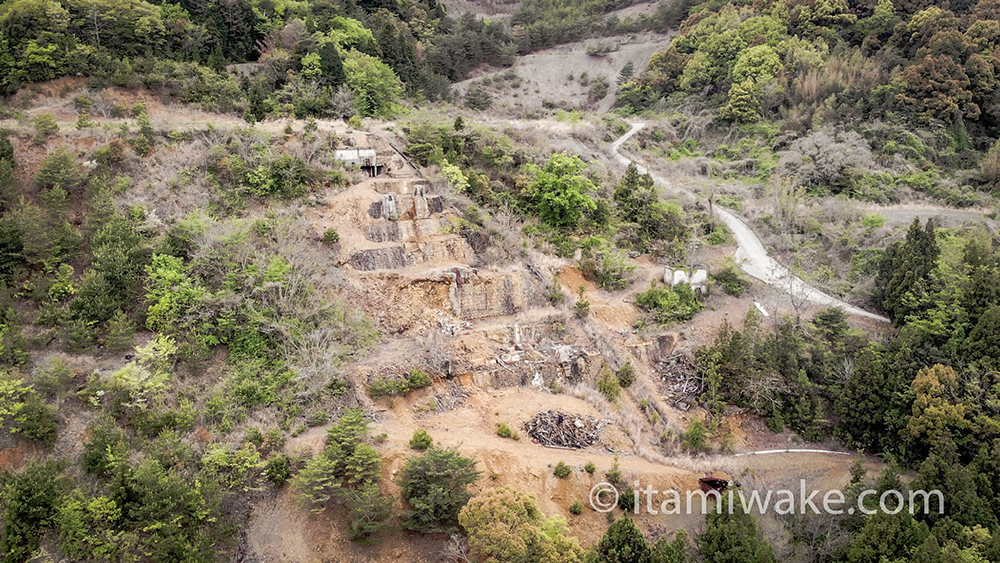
[778,129,873,195]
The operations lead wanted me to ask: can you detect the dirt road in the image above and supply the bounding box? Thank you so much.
[611,123,891,323]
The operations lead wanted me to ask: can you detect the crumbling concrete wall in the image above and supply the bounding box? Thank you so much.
[416,238,471,264]
[351,246,410,271]
[627,334,677,364]
[451,271,529,320]
[479,321,554,345]
[364,223,402,243]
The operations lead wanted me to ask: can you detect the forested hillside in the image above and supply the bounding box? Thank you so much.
[0,0,680,119]
[622,0,1000,193]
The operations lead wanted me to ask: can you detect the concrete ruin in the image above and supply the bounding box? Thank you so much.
[449,270,529,320]
[665,267,709,294]
[334,148,383,177]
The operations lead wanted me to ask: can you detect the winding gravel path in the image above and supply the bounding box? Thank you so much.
[611,123,890,323]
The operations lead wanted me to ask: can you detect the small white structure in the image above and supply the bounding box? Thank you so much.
[334,149,383,176]
[672,270,690,286]
[665,267,708,294]
[334,148,377,166]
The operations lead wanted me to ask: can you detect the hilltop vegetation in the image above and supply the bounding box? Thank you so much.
[620,0,1000,197]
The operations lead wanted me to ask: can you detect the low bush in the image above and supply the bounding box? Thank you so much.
[553,461,572,478]
[616,362,635,388]
[635,284,703,324]
[368,369,433,398]
[713,267,749,297]
[496,423,519,440]
[322,229,340,244]
[410,429,433,450]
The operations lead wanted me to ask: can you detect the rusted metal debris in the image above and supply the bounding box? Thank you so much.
[699,476,732,493]
[523,410,603,449]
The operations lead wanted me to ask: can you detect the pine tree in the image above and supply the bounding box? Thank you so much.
[876,218,939,322]
[397,447,480,532]
[598,515,652,563]
[465,84,493,110]
[698,495,776,563]
[618,61,635,85]
[104,310,135,351]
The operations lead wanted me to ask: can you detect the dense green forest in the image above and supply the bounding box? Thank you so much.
[0,0,677,119]
[620,0,1000,198]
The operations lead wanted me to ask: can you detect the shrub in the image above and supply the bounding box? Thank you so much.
[574,300,590,318]
[465,84,493,110]
[681,419,709,454]
[617,362,635,388]
[345,482,394,544]
[588,78,610,101]
[861,213,886,229]
[570,500,584,515]
[264,454,293,486]
[554,461,572,478]
[606,457,622,487]
[707,229,727,245]
[580,247,635,291]
[75,112,93,130]
[635,284,703,324]
[585,462,596,474]
[81,418,129,476]
[35,148,84,192]
[307,410,330,427]
[322,229,340,244]
[713,267,749,297]
[597,365,621,402]
[548,275,565,304]
[368,370,433,398]
[104,310,135,351]
[459,486,585,562]
[1,460,67,561]
[496,422,519,440]
[368,377,409,397]
[32,113,59,143]
[407,369,433,388]
[410,428,433,450]
[618,487,636,511]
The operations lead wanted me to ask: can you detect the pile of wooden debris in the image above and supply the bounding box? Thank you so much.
[523,410,603,448]
[658,353,700,411]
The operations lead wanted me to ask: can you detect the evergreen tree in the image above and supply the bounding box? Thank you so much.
[617,61,635,85]
[876,218,940,323]
[397,446,480,533]
[651,531,690,563]
[698,495,776,563]
[597,515,652,563]
[464,83,493,110]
